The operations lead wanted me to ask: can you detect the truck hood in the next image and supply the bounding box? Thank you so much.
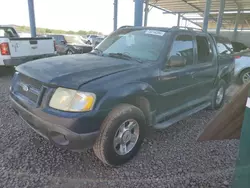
[16,54,138,89]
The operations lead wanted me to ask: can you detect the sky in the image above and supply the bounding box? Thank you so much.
[0,0,186,35]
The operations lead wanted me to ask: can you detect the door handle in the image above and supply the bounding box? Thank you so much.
[187,72,195,78]
[187,72,195,75]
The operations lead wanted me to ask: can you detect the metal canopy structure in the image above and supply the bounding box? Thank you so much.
[148,0,250,30]
[26,0,250,39]
[149,0,250,13]
[204,12,250,29]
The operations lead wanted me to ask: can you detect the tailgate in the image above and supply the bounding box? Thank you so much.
[9,37,54,57]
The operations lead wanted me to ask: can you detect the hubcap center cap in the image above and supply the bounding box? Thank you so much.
[122,131,132,143]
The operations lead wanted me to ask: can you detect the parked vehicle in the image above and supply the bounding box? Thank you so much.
[216,39,250,84]
[86,34,98,45]
[10,26,234,166]
[0,26,56,66]
[92,36,105,47]
[232,41,249,53]
[47,35,92,55]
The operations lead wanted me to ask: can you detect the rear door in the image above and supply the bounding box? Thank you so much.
[158,32,198,113]
[191,34,217,98]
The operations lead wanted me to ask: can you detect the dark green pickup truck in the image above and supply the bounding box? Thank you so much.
[10,26,234,166]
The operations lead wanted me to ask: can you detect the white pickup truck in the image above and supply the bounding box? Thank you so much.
[0,26,56,66]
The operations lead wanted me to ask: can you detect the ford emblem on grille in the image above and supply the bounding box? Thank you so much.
[21,84,29,92]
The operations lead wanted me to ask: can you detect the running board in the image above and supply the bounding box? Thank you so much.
[153,102,211,129]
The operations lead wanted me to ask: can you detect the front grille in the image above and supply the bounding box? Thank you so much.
[19,74,42,90]
[13,73,45,105]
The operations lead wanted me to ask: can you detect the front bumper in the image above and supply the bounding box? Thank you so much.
[10,96,99,151]
[3,53,57,66]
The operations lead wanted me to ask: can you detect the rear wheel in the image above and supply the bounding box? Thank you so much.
[240,69,250,84]
[93,104,146,166]
[210,79,226,110]
[67,49,74,55]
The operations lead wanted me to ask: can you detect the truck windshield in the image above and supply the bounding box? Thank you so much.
[96,29,166,61]
[0,27,19,38]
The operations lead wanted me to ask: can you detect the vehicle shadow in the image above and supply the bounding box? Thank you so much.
[0,67,15,77]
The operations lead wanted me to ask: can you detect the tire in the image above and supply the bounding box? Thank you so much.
[67,49,74,55]
[239,69,250,84]
[93,104,146,166]
[210,79,226,110]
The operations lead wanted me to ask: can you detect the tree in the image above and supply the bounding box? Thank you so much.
[45,28,52,33]
[15,25,102,35]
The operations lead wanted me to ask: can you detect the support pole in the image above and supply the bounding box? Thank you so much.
[144,0,149,27]
[177,13,181,27]
[134,0,144,26]
[233,10,241,40]
[203,0,212,32]
[28,0,36,37]
[216,0,225,35]
[113,0,118,31]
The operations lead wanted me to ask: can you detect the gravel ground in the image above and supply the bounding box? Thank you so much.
[0,71,239,188]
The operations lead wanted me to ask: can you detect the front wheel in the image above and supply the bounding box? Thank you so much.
[93,104,146,166]
[240,69,250,84]
[210,79,226,110]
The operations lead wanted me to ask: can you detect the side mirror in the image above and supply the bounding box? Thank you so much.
[168,55,186,67]
[61,40,66,44]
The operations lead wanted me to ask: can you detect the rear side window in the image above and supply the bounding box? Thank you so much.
[196,36,213,63]
[169,34,194,65]
[0,27,18,38]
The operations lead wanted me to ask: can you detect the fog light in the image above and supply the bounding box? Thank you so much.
[50,132,69,146]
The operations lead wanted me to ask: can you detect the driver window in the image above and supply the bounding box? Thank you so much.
[168,34,194,67]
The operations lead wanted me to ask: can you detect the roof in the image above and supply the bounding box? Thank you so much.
[149,0,250,29]
[119,26,212,35]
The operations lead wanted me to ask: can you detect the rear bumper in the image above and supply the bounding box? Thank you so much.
[3,53,57,66]
[10,96,100,151]
[72,46,93,54]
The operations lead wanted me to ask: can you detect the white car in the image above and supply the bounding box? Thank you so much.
[0,26,56,67]
[86,35,99,45]
[231,42,250,84]
[234,54,250,84]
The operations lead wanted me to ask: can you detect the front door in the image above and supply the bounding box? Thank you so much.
[157,33,197,114]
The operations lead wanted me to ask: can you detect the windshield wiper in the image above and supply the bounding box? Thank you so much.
[108,53,143,63]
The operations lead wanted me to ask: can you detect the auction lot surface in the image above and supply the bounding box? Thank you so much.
[0,72,239,188]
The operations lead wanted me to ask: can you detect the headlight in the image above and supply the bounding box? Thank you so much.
[49,87,96,112]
